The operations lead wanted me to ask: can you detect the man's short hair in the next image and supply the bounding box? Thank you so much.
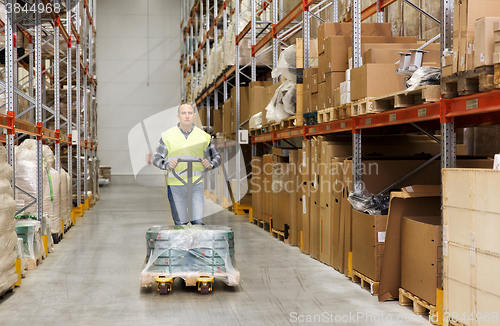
[178,102,196,114]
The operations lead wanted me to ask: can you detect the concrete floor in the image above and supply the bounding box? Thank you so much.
[0,181,432,326]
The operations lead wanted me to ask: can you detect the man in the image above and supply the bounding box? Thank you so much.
[152,102,221,225]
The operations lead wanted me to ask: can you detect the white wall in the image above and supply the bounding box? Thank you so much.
[96,0,181,175]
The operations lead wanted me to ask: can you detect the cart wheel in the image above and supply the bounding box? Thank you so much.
[158,283,170,295]
[200,283,210,294]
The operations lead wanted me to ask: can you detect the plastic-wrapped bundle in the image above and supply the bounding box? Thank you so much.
[405,66,441,93]
[271,45,298,83]
[140,225,240,287]
[60,169,72,228]
[224,22,236,67]
[15,140,61,235]
[348,190,390,215]
[249,112,263,130]
[15,238,28,277]
[216,39,224,74]
[265,80,297,123]
[0,145,18,295]
[15,219,44,269]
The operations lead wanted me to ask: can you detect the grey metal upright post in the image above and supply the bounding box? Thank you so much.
[441,0,453,64]
[352,0,362,192]
[67,0,73,208]
[442,118,456,169]
[83,3,88,202]
[304,4,310,70]
[76,4,82,207]
[55,10,61,173]
[195,8,199,93]
[29,37,34,124]
[332,0,338,23]
[212,0,217,132]
[377,0,384,23]
[235,0,241,202]
[223,0,227,101]
[35,0,43,222]
[272,0,279,84]
[89,0,95,194]
[251,0,256,82]
[5,0,16,198]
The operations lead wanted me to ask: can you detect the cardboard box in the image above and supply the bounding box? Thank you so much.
[331,160,345,272]
[326,72,345,108]
[378,186,442,302]
[318,22,392,55]
[334,88,341,107]
[230,86,250,132]
[301,139,312,254]
[495,30,500,42]
[304,67,318,92]
[250,81,273,89]
[319,140,335,266]
[352,210,387,281]
[323,36,418,73]
[311,74,318,93]
[303,90,312,113]
[296,38,319,69]
[311,92,319,112]
[466,39,475,71]
[272,147,291,157]
[296,149,304,247]
[213,109,222,134]
[261,154,273,223]
[272,163,291,231]
[223,99,232,136]
[442,169,500,322]
[363,43,440,67]
[309,139,321,260]
[251,157,263,221]
[494,51,500,64]
[401,215,442,306]
[288,150,300,246]
[341,159,353,276]
[350,64,405,102]
[249,86,268,121]
[474,17,500,68]
[318,82,327,110]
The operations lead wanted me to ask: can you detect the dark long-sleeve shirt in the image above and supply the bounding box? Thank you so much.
[152,124,222,171]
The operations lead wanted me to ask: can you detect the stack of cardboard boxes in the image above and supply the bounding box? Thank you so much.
[443,0,500,76]
[494,20,500,64]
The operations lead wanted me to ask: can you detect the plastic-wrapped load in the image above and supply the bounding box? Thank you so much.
[265,80,297,124]
[271,44,298,83]
[348,190,390,215]
[15,140,61,236]
[249,112,263,130]
[224,22,236,67]
[405,66,441,93]
[60,169,72,228]
[216,39,224,74]
[0,145,18,295]
[15,219,44,269]
[15,238,28,277]
[140,225,240,287]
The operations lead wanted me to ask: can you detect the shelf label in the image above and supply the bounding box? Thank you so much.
[341,122,346,129]
[326,125,331,131]
[365,118,371,126]
[466,99,478,110]
[418,108,427,117]
[312,127,316,133]
[288,132,291,137]
[389,113,396,122]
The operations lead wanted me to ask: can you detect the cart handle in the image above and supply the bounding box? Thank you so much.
[170,158,209,186]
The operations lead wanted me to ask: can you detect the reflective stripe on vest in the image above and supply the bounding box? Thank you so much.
[162,126,211,186]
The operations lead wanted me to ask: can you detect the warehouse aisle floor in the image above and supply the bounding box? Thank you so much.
[0,182,431,326]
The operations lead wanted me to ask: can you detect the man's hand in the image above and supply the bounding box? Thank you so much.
[168,158,179,170]
[201,159,212,169]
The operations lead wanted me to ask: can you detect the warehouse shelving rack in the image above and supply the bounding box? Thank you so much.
[1,0,98,228]
[179,0,478,210]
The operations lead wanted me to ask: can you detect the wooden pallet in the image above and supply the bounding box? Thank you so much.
[282,115,302,128]
[254,218,270,231]
[444,320,467,326]
[371,85,441,112]
[250,128,263,136]
[399,288,439,324]
[339,104,351,119]
[140,271,240,288]
[28,258,42,270]
[317,108,337,123]
[352,270,379,295]
[351,98,375,116]
[303,112,318,126]
[271,228,289,244]
[442,66,497,98]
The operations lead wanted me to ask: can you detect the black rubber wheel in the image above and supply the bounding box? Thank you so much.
[158,284,170,295]
[200,283,210,294]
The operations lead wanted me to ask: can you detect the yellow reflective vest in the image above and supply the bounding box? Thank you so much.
[162,126,211,185]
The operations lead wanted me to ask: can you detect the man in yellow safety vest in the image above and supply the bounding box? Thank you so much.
[152,102,221,225]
